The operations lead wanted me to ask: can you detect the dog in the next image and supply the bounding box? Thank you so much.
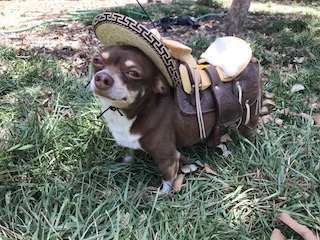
[90,45,261,193]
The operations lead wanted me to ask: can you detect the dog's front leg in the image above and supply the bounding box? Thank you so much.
[155,150,181,193]
[123,147,135,163]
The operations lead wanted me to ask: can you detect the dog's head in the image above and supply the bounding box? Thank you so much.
[91,45,169,109]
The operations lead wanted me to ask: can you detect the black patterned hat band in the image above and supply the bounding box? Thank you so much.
[92,12,181,87]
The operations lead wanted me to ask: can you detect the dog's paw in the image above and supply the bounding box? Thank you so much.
[160,173,179,193]
[123,155,134,163]
[160,179,173,194]
[123,148,135,163]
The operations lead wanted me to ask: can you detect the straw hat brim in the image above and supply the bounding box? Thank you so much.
[92,12,181,87]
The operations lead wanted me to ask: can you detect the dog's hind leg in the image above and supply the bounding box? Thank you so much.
[179,154,189,165]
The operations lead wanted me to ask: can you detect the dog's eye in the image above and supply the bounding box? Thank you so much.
[127,71,140,79]
[93,58,103,66]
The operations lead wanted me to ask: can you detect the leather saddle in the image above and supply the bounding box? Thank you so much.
[175,64,243,124]
[162,37,259,147]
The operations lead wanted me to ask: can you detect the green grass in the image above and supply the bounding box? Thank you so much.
[1,1,320,240]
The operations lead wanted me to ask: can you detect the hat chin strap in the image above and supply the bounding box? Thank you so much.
[97,106,123,119]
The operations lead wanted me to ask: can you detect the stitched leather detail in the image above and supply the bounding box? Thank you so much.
[205,66,243,125]
[175,85,216,116]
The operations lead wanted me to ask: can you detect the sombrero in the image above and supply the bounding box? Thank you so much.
[92,12,181,87]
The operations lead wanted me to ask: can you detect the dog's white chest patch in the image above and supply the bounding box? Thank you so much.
[100,102,142,150]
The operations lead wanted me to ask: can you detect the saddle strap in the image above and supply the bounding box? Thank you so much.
[204,66,243,125]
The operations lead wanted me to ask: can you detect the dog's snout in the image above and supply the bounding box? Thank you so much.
[94,71,114,90]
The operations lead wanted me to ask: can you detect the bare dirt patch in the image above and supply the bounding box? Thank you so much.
[0,1,150,76]
[1,0,215,77]
[0,0,146,29]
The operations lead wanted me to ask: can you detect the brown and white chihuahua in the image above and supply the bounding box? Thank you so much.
[90,45,260,193]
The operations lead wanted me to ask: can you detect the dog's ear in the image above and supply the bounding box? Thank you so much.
[153,74,170,95]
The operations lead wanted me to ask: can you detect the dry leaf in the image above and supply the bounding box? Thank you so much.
[279,108,291,116]
[293,56,306,64]
[222,183,233,192]
[309,102,320,110]
[277,212,317,240]
[172,174,185,192]
[44,107,54,114]
[260,106,270,115]
[313,115,320,126]
[41,98,49,107]
[270,228,286,240]
[308,52,317,60]
[275,118,283,127]
[216,144,232,158]
[39,89,52,98]
[64,113,71,119]
[262,99,276,107]
[195,160,204,167]
[277,196,288,201]
[291,84,305,93]
[39,91,47,98]
[308,96,319,110]
[204,164,217,176]
[180,164,198,174]
[299,113,315,125]
[282,64,293,72]
[253,168,262,180]
[41,70,53,79]
[262,114,274,124]
[261,77,269,84]
[220,133,232,143]
[265,91,275,99]
[60,109,72,118]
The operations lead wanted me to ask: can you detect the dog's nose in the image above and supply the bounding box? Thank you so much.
[94,71,114,90]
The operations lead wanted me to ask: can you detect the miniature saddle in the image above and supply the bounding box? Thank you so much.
[163,37,259,146]
[163,37,253,121]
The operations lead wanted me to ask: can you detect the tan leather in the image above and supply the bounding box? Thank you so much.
[163,39,211,93]
[162,39,192,57]
[163,38,252,93]
[215,61,251,82]
[163,39,198,93]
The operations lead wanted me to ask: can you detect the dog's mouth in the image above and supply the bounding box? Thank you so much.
[108,96,128,104]
[96,92,127,102]
[92,86,138,110]
[95,90,130,105]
